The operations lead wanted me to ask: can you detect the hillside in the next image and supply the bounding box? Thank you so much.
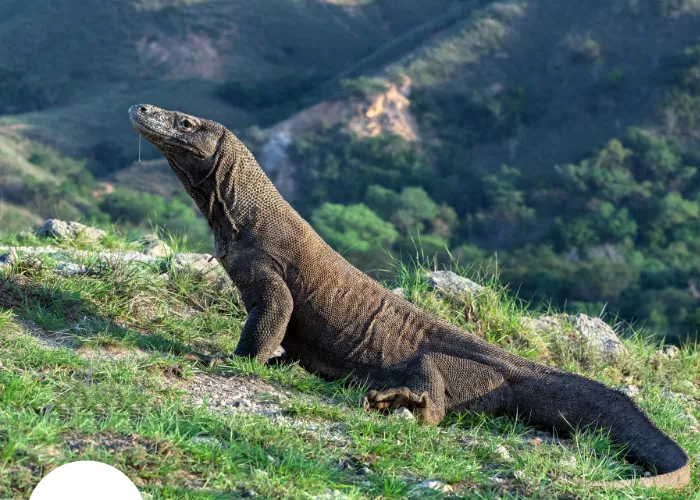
[0,223,698,498]
[2,0,700,341]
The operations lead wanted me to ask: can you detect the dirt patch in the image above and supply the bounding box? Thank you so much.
[12,317,78,350]
[260,75,418,201]
[65,431,159,455]
[348,76,419,141]
[266,75,418,143]
[77,344,149,361]
[63,431,202,488]
[170,372,290,417]
[169,372,352,446]
[137,31,225,79]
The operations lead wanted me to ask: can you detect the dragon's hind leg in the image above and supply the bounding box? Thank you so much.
[362,355,446,424]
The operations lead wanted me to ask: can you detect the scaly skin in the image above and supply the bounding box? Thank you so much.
[129,104,690,489]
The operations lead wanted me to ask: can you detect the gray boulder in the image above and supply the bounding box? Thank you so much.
[137,234,171,257]
[414,480,453,494]
[35,219,106,242]
[173,253,221,274]
[527,313,627,362]
[427,270,483,298]
[571,314,627,362]
[0,247,18,267]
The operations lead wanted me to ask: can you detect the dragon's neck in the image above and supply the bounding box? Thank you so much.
[198,133,287,256]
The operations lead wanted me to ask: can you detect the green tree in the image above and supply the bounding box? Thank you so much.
[311,203,398,254]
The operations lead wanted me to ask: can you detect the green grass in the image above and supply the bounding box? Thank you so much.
[0,231,698,498]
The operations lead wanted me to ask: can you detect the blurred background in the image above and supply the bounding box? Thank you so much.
[1,0,699,343]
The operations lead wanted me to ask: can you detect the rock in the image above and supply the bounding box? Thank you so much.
[660,391,695,404]
[458,437,483,447]
[392,287,405,297]
[617,385,640,397]
[19,255,43,271]
[661,345,681,358]
[527,437,543,446]
[357,467,372,475]
[56,262,87,276]
[677,380,696,393]
[659,345,680,359]
[523,315,563,333]
[650,345,681,369]
[35,219,106,242]
[213,274,234,293]
[0,247,18,267]
[427,270,483,298]
[518,429,572,448]
[138,234,171,257]
[415,480,453,493]
[494,444,511,461]
[312,490,348,499]
[173,253,220,275]
[394,407,414,420]
[191,436,220,446]
[570,314,627,362]
[528,313,627,362]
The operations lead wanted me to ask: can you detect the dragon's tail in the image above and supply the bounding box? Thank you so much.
[507,370,690,489]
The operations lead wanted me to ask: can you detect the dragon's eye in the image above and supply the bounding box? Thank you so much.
[182,119,193,129]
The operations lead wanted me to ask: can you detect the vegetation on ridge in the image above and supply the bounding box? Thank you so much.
[0,230,698,498]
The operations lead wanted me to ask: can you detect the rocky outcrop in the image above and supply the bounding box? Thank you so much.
[35,219,106,242]
[427,270,484,298]
[526,313,628,362]
[137,234,171,257]
[258,75,419,201]
[347,76,418,141]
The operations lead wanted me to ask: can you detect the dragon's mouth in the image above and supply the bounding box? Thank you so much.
[128,104,172,146]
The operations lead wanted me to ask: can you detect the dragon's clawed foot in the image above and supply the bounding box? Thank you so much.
[363,387,428,413]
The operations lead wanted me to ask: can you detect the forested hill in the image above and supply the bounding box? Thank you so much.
[1,0,700,341]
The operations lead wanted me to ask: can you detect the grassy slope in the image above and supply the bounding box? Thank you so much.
[393,0,700,181]
[0,231,698,499]
[0,0,459,158]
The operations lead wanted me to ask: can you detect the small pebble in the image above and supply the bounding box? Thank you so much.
[495,444,511,460]
[527,437,543,446]
[394,407,414,420]
[232,399,253,408]
[458,437,481,447]
[660,345,680,359]
[415,480,453,493]
[618,385,640,397]
[191,436,220,446]
[312,490,348,499]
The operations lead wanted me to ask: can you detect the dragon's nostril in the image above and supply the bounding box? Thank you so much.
[139,106,147,113]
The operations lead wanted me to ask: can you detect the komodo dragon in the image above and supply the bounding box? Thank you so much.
[129,104,690,489]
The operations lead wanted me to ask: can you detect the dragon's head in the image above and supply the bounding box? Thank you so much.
[128,104,227,186]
